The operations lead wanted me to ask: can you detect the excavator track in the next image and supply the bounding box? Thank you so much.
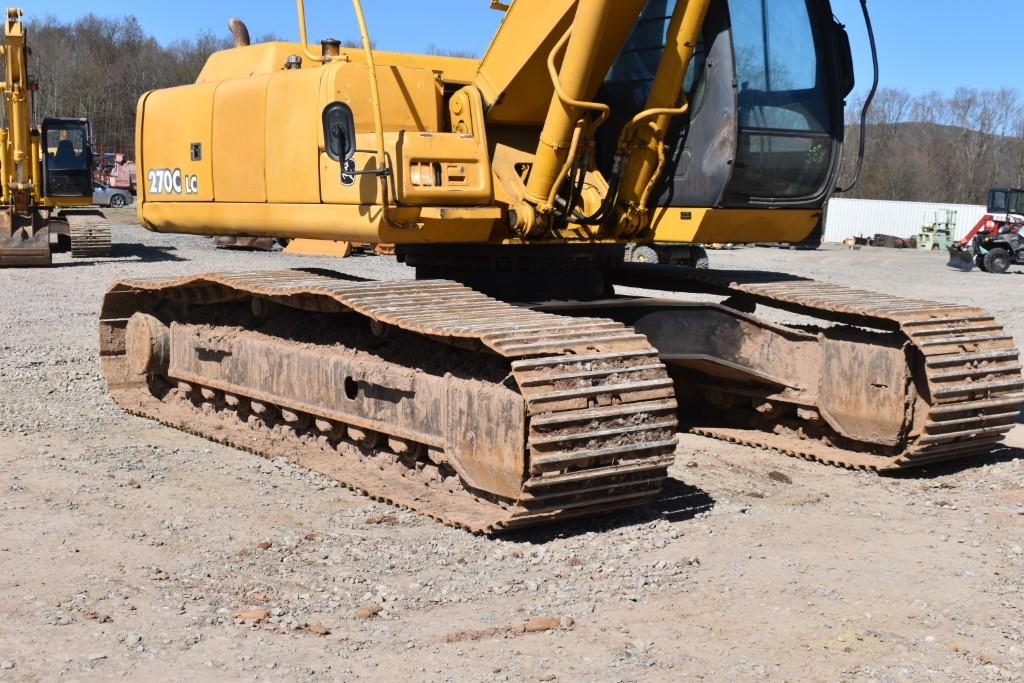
[615,265,1024,471]
[64,210,111,258]
[99,270,678,533]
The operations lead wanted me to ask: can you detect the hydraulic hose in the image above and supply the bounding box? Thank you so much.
[836,0,878,194]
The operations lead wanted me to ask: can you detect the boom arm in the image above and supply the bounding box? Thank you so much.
[0,7,34,206]
[615,0,711,236]
[472,0,712,239]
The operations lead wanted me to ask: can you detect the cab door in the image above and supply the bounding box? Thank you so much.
[601,0,854,211]
[723,0,848,206]
[42,117,94,199]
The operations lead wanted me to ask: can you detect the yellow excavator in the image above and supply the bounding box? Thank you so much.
[0,8,109,265]
[100,0,1023,532]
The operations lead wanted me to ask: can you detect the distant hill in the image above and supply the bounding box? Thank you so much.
[837,88,1024,205]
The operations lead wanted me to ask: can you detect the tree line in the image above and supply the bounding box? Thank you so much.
[838,87,1024,205]
[8,15,1024,205]
[15,14,239,153]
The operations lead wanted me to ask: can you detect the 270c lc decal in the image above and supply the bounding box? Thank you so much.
[148,168,199,195]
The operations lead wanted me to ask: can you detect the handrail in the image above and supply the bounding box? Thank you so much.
[618,101,690,154]
[295,0,326,63]
[350,0,418,229]
[627,104,690,132]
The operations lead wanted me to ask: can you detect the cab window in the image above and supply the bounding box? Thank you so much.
[46,125,89,171]
[990,189,1010,214]
[1009,190,1024,216]
[728,0,834,200]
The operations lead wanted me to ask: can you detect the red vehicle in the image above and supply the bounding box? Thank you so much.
[104,153,136,193]
[94,152,137,194]
[947,188,1024,270]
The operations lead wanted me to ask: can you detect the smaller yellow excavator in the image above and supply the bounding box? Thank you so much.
[0,7,109,266]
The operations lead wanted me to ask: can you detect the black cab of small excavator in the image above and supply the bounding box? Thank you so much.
[988,188,1024,218]
[41,117,94,201]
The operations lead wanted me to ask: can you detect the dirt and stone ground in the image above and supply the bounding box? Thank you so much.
[1,212,1022,682]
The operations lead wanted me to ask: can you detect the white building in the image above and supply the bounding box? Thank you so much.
[824,198,987,243]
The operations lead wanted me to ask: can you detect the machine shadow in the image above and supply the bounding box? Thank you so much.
[293,267,374,283]
[43,243,187,266]
[884,445,1023,480]
[108,243,187,262]
[502,477,716,545]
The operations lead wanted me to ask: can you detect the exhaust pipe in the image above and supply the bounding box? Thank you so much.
[228,18,251,47]
[321,38,341,59]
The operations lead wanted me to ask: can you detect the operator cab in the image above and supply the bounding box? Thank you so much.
[42,117,93,199]
[601,0,855,210]
[988,188,1024,219]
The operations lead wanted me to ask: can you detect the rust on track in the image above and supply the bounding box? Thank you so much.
[99,270,678,533]
[616,265,1024,470]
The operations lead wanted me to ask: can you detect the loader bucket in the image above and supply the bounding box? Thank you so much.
[946,245,975,272]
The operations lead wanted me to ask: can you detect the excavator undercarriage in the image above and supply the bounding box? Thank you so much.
[605,266,1023,468]
[98,262,1023,531]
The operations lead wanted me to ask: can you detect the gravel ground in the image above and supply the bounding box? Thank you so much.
[1,213,1022,682]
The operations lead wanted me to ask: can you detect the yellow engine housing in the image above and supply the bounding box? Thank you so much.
[136,43,502,245]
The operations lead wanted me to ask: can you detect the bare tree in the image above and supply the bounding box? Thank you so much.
[425,44,479,59]
[842,87,1024,204]
[6,14,239,151]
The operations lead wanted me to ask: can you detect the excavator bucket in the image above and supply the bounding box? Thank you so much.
[946,245,976,272]
[0,211,51,267]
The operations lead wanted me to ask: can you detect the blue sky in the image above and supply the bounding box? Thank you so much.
[23,0,1023,95]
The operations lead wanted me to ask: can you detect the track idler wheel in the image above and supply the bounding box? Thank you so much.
[126,314,170,375]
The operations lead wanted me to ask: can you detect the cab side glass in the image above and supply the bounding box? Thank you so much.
[1009,190,1024,216]
[42,119,93,198]
[989,189,1009,214]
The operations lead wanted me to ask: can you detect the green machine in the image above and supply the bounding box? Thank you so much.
[918,210,957,251]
